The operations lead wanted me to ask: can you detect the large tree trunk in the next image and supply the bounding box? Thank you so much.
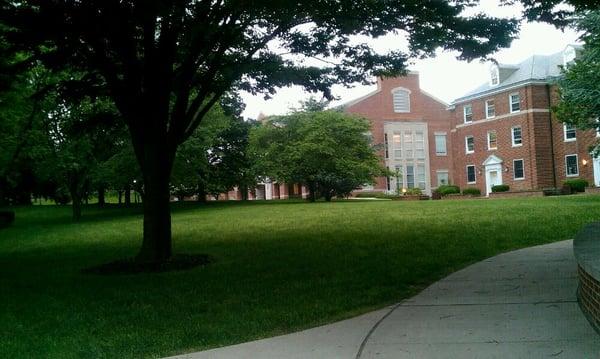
[117,190,122,204]
[98,185,106,207]
[136,153,173,263]
[197,180,207,203]
[124,184,131,207]
[307,181,317,202]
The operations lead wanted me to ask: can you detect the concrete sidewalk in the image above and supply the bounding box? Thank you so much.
[169,240,600,359]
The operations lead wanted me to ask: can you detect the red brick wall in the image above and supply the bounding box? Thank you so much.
[345,73,453,191]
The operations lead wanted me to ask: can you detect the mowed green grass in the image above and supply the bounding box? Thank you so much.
[2,196,600,358]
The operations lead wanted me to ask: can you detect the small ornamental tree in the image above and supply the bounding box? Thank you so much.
[1,1,518,263]
[252,110,385,201]
[550,11,600,155]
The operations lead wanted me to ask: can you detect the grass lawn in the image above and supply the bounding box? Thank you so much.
[2,195,600,358]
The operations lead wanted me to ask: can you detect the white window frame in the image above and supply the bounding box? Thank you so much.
[463,104,473,123]
[435,133,447,156]
[485,99,495,119]
[466,165,476,184]
[509,92,520,113]
[511,126,522,147]
[490,66,499,86]
[565,154,579,177]
[465,135,474,154]
[487,131,497,150]
[436,170,449,187]
[391,87,411,113]
[563,123,576,142]
[513,159,525,180]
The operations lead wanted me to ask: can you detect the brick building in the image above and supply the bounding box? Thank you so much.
[230,45,597,200]
[340,45,598,197]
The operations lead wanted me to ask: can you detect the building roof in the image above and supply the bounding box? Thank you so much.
[452,50,567,104]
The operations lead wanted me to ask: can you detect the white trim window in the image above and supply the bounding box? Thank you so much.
[487,131,497,150]
[485,99,495,119]
[403,130,413,158]
[465,135,474,154]
[436,170,449,186]
[435,133,447,156]
[393,133,402,159]
[509,93,521,113]
[392,88,411,113]
[463,104,473,123]
[512,126,522,147]
[415,131,425,159]
[564,123,576,142]
[565,154,579,177]
[490,66,499,86]
[513,159,525,180]
[466,165,476,184]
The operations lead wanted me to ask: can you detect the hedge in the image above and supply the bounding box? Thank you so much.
[436,185,460,196]
[491,184,510,193]
[462,187,481,196]
[563,178,588,193]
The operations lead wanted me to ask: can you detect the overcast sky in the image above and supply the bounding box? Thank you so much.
[239,0,580,119]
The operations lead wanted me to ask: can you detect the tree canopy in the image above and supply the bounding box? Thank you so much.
[252,110,385,201]
[0,0,521,262]
[553,11,600,139]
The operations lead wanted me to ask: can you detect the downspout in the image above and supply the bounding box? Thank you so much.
[547,84,558,188]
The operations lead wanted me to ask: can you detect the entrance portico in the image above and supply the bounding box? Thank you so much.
[483,155,503,196]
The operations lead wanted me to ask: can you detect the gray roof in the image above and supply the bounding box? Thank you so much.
[452,50,565,104]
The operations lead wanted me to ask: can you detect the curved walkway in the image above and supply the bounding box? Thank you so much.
[169,240,600,359]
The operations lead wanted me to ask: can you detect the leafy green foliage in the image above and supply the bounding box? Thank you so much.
[552,11,600,148]
[462,187,481,196]
[436,185,461,196]
[252,110,385,201]
[491,184,510,193]
[405,188,423,196]
[563,178,589,193]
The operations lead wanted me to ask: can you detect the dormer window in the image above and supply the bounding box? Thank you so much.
[490,65,499,86]
[392,87,411,113]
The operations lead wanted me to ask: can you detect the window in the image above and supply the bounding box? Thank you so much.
[463,104,473,123]
[512,126,522,147]
[415,131,425,159]
[386,167,391,191]
[565,154,579,177]
[406,164,415,188]
[487,131,497,150]
[510,93,520,113]
[466,165,476,184]
[384,133,389,159]
[394,165,403,192]
[392,88,410,113]
[564,123,576,142]
[437,171,449,186]
[416,164,426,190]
[393,133,402,159]
[465,135,474,154]
[513,159,524,180]
[490,66,499,86]
[435,134,447,156]
[404,131,413,158]
[485,99,495,118]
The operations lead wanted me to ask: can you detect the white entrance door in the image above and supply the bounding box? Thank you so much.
[485,164,503,196]
[594,157,600,186]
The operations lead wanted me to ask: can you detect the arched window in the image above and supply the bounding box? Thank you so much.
[392,87,411,113]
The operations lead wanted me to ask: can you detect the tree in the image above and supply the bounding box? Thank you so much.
[551,11,600,148]
[1,1,519,263]
[252,110,385,201]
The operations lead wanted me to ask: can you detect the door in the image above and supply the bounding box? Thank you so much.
[594,157,600,187]
[485,164,503,196]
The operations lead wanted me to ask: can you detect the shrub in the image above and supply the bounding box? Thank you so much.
[491,184,509,193]
[0,211,15,228]
[354,191,397,199]
[436,185,460,196]
[462,187,481,196]
[563,178,588,193]
[405,188,422,196]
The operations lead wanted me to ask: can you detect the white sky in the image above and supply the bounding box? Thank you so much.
[240,0,580,119]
